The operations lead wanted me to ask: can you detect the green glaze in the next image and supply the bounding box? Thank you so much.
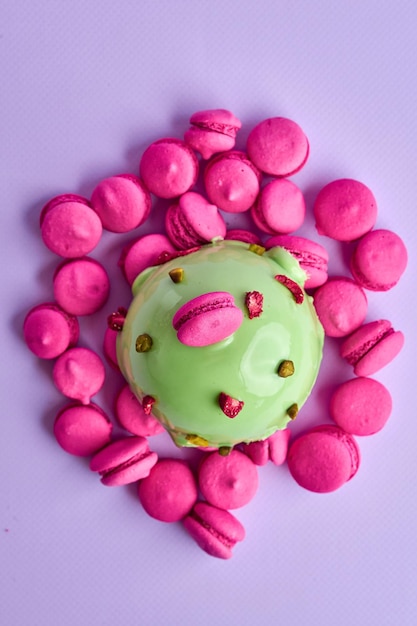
[117,240,324,448]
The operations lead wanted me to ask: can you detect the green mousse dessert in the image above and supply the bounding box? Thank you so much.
[117,240,324,449]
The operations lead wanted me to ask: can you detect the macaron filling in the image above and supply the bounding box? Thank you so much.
[344,326,395,366]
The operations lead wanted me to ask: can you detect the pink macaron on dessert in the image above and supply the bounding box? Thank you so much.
[165,191,226,249]
[265,235,329,289]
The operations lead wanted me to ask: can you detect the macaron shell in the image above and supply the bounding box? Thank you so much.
[265,235,329,289]
[313,278,368,337]
[287,425,360,493]
[115,384,165,436]
[165,191,226,250]
[330,377,392,435]
[251,179,306,235]
[53,258,110,316]
[52,347,106,404]
[198,449,259,509]
[91,174,151,233]
[119,233,176,286]
[53,402,112,457]
[353,330,404,377]
[246,117,309,177]
[204,151,261,213]
[23,303,79,359]
[350,229,408,291]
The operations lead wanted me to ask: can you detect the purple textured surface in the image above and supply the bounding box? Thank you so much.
[2,2,416,625]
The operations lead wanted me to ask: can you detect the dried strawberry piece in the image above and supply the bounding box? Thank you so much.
[245,291,263,319]
[155,246,201,265]
[107,307,128,331]
[142,395,156,415]
[218,392,244,418]
[274,275,304,304]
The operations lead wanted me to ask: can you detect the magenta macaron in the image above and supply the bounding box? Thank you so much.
[52,347,106,405]
[119,233,176,286]
[204,150,261,213]
[90,174,151,233]
[198,449,259,509]
[240,429,291,466]
[313,178,378,241]
[53,257,110,316]
[350,229,408,291]
[172,291,244,347]
[246,117,309,177]
[90,436,158,486]
[53,402,113,457]
[138,459,198,522]
[330,377,392,436]
[23,302,79,359]
[287,425,360,493]
[313,277,368,337]
[184,108,242,160]
[40,194,103,258]
[340,319,404,376]
[251,179,306,235]
[183,501,245,559]
[165,191,226,250]
[139,138,199,199]
[115,384,165,437]
[265,235,329,289]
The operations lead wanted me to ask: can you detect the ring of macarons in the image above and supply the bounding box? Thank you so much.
[23,109,407,559]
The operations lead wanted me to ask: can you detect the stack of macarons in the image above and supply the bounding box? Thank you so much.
[23,108,407,558]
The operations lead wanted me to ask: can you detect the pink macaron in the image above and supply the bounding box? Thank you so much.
[115,384,165,437]
[330,377,392,436]
[53,257,110,316]
[340,319,404,376]
[52,347,106,405]
[265,235,329,289]
[139,138,199,199]
[350,229,408,291]
[172,291,244,347]
[313,179,378,241]
[138,459,198,522]
[23,302,79,359]
[287,425,360,493]
[204,151,261,213]
[165,191,226,249]
[103,327,120,371]
[184,109,242,160]
[246,117,309,177]
[251,179,306,235]
[225,229,262,245]
[90,436,158,486]
[240,429,291,466]
[198,449,259,509]
[183,501,245,559]
[313,278,368,337]
[119,233,176,286]
[53,402,112,457]
[40,194,103,258]
[90,174,151,233]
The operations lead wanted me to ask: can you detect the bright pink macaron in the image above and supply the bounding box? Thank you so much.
[115,384,165,437]
[204,151,261,213]
[287,425,360,493]
[246,117,309,177]
[183,501,245,559]
[165,191,226,249]
[52,347,106,405]
[23,302,79,359]
[139,138,199,199]
[53,402,112,457]
[119,233,176,286]
[198,449,259,509]
[184,109,242,160]
[240,429,291,466]
[90,436,158,486]
[172,291,244,347]
[313,277,368,337]
[251,179,306,235]
[350,229,408,291]
[138,459,198,522]
[265,235,329,289]
[313,179,378,241]
[340,319,404,376]
[103,327,120,371]
[330,377,392,436]
[225,229,262,245]
[90,174,151,233]
[53,258,110,316]
[40,194,102,258]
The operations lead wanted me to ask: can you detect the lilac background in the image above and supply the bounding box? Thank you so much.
[2,1,417,624]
